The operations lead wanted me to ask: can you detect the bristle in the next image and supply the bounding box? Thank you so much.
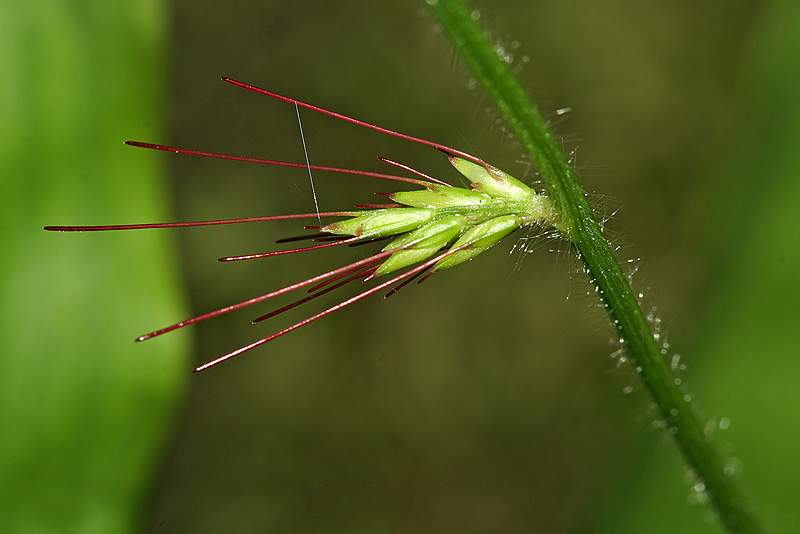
[354,203,400,209]
[378,157,451,187]
[347,236,394,247]
[218,236,361,262]
[312,236,349,242]
[43,212,357,232]
[125,140,437,188]
[275,232,331,243]
[221,77,485,167]
[384,267,429,298]
[418,269,437,284]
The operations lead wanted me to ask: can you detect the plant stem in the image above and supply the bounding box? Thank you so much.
[424,1,766,532]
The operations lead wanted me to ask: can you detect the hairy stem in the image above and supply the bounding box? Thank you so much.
[425,1,765,532]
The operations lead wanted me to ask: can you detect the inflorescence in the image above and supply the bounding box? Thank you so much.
[45,78,564,371]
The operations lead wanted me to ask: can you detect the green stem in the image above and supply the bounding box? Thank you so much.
[425,1,765,532]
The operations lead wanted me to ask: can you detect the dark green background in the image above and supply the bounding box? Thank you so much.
[4,0,798,532]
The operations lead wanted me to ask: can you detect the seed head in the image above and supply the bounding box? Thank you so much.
[44,78,563,371]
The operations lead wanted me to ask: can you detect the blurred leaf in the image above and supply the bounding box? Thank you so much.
[0,1,188,532]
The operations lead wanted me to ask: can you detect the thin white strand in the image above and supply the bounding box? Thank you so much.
[295,103,320,222]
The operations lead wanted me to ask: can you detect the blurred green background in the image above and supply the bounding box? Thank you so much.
[3,0,799,532]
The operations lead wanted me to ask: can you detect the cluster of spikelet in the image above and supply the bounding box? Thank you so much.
[46,78,562,371]
[325,156,558,275]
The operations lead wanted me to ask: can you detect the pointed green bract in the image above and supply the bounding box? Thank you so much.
[323,208,434,238]
[449,157,535,200]
[433,215,521,271]
[390,185,490,208]
[376,215,467,275]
